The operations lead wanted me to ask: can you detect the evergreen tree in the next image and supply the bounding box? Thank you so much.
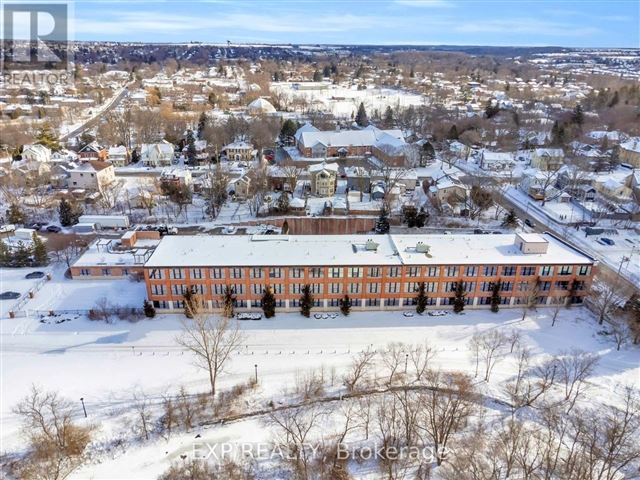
[280,119,298,141]
[197,112,207,140]
[261,287,276,318]
[34,123,60,151]
[415,282,428,314]
[277,191,290,213]
[383,106,394,128]
[484,101,500,119]
[222,286,235,318]
[340,295,351,316]
[186,130,197,164]
[312,70,323,82]
[131,149,140,163]
[571,104,584,127]
[300,284,314,318]
[375,207,390,234]
[58,198,82,227]
[447,124,459,140]
[143,300,156,318]
[281,219,290,234]
[608,91,619,108]
[32,233,48,266]
[7,203,25,225]
[14,241,31,267]
[0,239,9,267]
[322,65,332,77]
[355,102,369,127]
[490,280,502,313]
[501,209,518,228]
[453,281,466,314]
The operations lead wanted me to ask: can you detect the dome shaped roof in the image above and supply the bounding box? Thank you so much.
[247,98,276,114]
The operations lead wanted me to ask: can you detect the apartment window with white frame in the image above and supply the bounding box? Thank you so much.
[386,282,400,293]
[231,268,243,279]
[330,283,342,294]
[426,266,440,277]
[540,266,553,276]
[349,267,362,278]
[387,266,400,278]
[310,267,323,278]
[445,266,458,277]
[578,265,590,276]
[407,266,420,277]
[170,268,183,279]
[368,283,381,294]
[368,267,381,278]
[329,267,343,278]
[559,265,572,276]
[190,268,203,279]
[290,268,303,278]
[210,268,224,279]
[464,266,477,277]
[483,266,497,276]
[251,268,263,279]
[349,283,361,294]
[151,284,165,295]
[149,268,164,279]
[269,267,282,279]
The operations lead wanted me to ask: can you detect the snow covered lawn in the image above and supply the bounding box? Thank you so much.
[1,305,637,478]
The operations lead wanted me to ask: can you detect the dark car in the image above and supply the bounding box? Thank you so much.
[45,225,62,233]
[600,237,615,246]
[0,291,21,300]
[524,219,535,228]
[28,222,47,231]
[25,271,45,279]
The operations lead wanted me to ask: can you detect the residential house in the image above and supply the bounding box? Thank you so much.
[108,146,129,167]
[21,144,51,163]
[520,170,556,200]
[78,142,108,161]
[309,162,339,197]
[619,138,640,167]
[479,150,516,171]
[222,140,256,162]
[140,141,175,167]
[530,148,564,171]
[345,166,371,193]
[182,139,209,164]
[230,175,251,199]
[160,167,192,188]
[69,161,116,191]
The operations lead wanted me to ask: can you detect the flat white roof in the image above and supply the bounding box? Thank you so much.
[144,234,594,268]
[516,233,549,243]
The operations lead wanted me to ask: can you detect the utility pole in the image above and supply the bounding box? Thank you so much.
[254,364,258,384]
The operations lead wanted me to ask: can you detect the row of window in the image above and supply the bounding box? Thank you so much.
[151,279,587,298]
[78,267,130,277]
[148,264,591,281]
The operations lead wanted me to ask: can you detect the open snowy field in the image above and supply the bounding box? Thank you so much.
[1,303,637,479]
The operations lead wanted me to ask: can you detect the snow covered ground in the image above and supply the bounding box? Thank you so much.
[2,302,637,479]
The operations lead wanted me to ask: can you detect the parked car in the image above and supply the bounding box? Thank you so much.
[45,225,62,233]
[524,219,535,228]
[403,311,415,317]
[600,237,615,246]
[428,310,448,317]
[25,271,45,279]
[236,312,262,320]
[0,291,21,300]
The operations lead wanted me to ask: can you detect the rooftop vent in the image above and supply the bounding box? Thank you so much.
[416,241,430,254]
[365,239,379,251]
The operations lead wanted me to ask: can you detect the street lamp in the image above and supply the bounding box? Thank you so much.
[254,364,258,384]
[80,397,87,418]
[404,353,409,375]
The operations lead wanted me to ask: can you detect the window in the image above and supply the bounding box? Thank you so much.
[330,283,342,294]
[404,282,420,293]
[387,267,400,278]
[349,267,362,278]
[232,284,244,295]
[172,284,186,295]
[559,266,572,276]
[464,266,477,277]
[386,298,399,306]
[367,283,381,294]
[310,267,323,278]
[463,281,476,292]
[518,281,529,292]
[191,284,205,295]
[426,282,437,293]
[149,269,164,279]
[190,268,203,279]
[251,284,263,295]
[170,268,183,279]
[520,266,536,276]
[445,266,458,277]
[501,282,513,292]
[483,266,497,276]
[231,268,243,279]
[102,268,111,276]
[251,268,263,279]
[212,284,225,295]
[555,281,570,290]
[269,268,282,278]
[540,281,551,291]
[386,282,400,293]
[578,265,590,276]
[290,284,304,294]
[368,267,381,278]
[153,300,170,309]
[80,269,90,276]
[540,266,553,276]
[480,281,495,292]
[407,267,420,277]
[502,266,516,276]
[444,281,458,293]
[272,284,284,295]
[151,284,165,295]
[349,283,361,294]
[329,267,343,278]
[210,268,224,279]
[427,266,440,277]
[311,284,323,294]
[290,268,303,278]
[366,299,380,307]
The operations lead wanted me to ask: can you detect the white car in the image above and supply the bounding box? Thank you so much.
[403,311,415,317]
[428,310,448,317]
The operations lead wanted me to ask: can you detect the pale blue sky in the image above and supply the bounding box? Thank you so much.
[67,0,639,47]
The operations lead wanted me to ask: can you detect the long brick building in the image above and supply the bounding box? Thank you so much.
[143,233,596,313]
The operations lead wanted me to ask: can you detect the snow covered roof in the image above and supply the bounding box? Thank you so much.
[247,98,276,114]
[299,127,406,150]
[620,138,640,153]
[308,161,339,173]
[145,233,594,268]
[71,160,113,173]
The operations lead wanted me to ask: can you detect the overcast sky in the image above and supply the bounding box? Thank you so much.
[65,0,639,47]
